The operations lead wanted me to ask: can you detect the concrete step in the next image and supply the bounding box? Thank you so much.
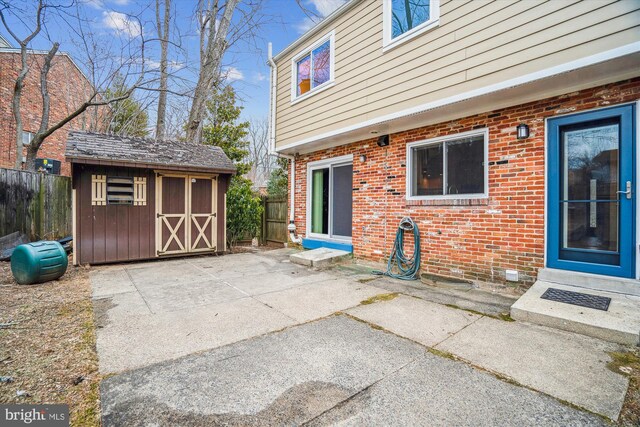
[538,268,640,296]
[511,280,640,346]
[289,248,352,269]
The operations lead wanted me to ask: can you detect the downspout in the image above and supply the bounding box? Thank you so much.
[268,42,301,244]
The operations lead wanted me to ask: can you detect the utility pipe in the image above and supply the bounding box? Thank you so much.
[268,42,301,244]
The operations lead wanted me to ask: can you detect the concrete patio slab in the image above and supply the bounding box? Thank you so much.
[95,296,296,373]
[511,280,640,346]
[136,278,247,313]
[255,278,385,323]
[91,267,137,298]
[101,316,604,427]
[360,274,518,316]
[347,294,481,347]
[436,316,628,420]
[223,268,336,296]
[308,345,604,427]
[125,260,212,288]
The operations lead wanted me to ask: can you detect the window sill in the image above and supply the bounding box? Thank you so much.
[291,81,335,105]
[382,19,440,53]
[406,197,490,207]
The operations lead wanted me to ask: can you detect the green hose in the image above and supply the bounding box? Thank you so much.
[372,217,421,280]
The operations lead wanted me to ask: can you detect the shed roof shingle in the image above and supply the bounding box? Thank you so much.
[66,131,236,174]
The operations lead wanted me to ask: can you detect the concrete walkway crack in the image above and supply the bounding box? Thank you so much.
[300,357,419,426]
[124,267,155,315]
[432,313,485,348]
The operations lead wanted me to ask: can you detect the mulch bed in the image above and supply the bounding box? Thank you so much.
[0,260,100,426]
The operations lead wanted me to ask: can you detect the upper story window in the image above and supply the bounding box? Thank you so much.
[291,31,335,103]
[406,129,488,200]
[383,0,440,51]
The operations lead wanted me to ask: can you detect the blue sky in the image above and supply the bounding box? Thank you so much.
[1,0,347,126]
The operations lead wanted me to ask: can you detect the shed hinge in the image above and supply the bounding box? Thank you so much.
[211,213,217,218]
[157,213,165,218]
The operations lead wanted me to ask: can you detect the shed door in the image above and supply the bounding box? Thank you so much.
[156,174,217,256]
[189,176,217,252]
[157,176,188,256]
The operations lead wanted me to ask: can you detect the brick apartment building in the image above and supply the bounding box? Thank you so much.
[0,35,103,176]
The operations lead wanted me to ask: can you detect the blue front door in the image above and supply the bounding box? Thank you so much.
[547,105,636,278]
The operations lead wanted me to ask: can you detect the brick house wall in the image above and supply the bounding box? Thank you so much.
[289,78,640,286]
[0,51,103,176]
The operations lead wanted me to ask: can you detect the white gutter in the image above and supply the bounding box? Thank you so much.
[268,42,301,244]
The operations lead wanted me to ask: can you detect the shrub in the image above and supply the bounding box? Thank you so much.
[226,176,263,248]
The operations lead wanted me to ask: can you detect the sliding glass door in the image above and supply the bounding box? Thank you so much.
[309,158,353,240]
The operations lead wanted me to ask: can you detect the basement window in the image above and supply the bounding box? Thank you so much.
[407,129,488,200]
[107,176,134,205]
[291,31,335,103]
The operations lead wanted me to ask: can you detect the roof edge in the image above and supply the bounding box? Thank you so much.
[66,154,236,175]
[0,48,91,88]
[273,0,361,62]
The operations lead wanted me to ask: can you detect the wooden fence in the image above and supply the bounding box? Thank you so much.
[0,168,72,241]
[261,197,287,244]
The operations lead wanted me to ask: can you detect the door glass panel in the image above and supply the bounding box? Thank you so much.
[560,119,620,254]
[311,168,329,234]
[562,201,618,251]
[563,123,619,201]
[332,164,353,237]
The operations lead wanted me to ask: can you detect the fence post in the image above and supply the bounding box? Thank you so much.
[261,196,267,245]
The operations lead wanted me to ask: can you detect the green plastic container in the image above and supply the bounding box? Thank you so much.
[11,241,68,285]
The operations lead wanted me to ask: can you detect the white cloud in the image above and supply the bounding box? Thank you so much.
[102,11,142,38]
[309,0,347,17]
[254,72,267,82]
[296,0,347,33]
[223,67,244,82]
[81,0,104,9]
[111,0,130,5]
[295,17,317,34]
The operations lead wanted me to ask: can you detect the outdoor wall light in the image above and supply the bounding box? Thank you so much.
[359,154,366,163]
[516,123,530,139]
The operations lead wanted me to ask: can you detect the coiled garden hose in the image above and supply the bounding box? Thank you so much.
[372,217,421,280]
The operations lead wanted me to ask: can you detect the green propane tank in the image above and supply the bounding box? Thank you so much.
[11,241,68,285]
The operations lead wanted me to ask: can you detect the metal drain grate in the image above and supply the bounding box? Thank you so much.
[540,288,611,311]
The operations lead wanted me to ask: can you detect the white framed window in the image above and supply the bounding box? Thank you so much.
[291,31,335,103]
[383,0,440,52]
[306,154,353,241]
[22,131,34,146]
[406,128,488,200]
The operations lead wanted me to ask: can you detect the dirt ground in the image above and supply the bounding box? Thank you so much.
[610,347,640,426]
[0,259,100,426]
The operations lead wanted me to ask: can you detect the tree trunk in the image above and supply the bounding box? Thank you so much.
[155,0,171,140]
[12,61,26,169]
[185,0,240,143]
[25,42,59,171]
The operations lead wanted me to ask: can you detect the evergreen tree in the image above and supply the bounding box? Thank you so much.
[266,157,288,198]
[202,86,252,175]
[202,86,262,248]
